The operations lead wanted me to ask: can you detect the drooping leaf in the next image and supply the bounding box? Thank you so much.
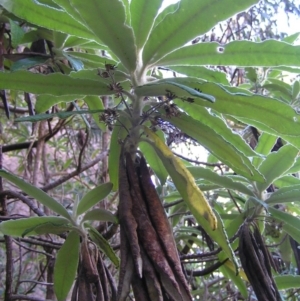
[156,40,300,68]
[187,166,254,196]
[88,225,120,267]
[1,0,97,42]
[256,144,298,193]
[130,0,162,49]
[139,130,168,185]
[143,127,217,230]
[168,113,264,182]
[0,169,70,219]
[0,216,70,237]
[142,0,259,66]
[70,0,137,72]
[10,57,51,71]
[82,208,118,223]
[219,264,248,298]
[176,82,300,145]
[76,182,113,216]
[266,185,300,205]
[174,103,261,158]
[0,71,113,96]
[54,231,80,301]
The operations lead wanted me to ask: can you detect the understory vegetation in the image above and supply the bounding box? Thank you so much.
[1,0,300,300]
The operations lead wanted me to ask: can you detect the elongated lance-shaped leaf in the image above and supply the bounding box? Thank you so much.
[70,0,137,72]
[54,231,80,301]
[0,216,70,237]
[156,40,300,67]
[142,0,259,66]
[252,132,277,168]
[88,225,120,267]
[168,66,229,85]
[143,126,217,230]
[275,275,300,290]
[174,103,261,158]
[135,78,214,102]
[266,184,300,205]
[256,144,298,193]
[35,95,79,114]
[0,0,98,42]
[187,166,254,196]
[76,182,113,216]
[130,0,162,50]
[0,169,70,219]
[0,71,113,96]
[168,113,264,182]
[177,82,300,143]
[15,109,105,123]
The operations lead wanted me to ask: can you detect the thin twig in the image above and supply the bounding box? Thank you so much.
[172,151,223,167]
[13,239,54,258]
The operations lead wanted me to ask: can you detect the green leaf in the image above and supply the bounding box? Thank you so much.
[256,144,298,193]
[136,78,215,102]
[54,231,80,301]
[22,221,74,237]
[142,0,259,65]
[9,18,25,48]
[0,71,113,96]
[82,208,118,223]
[187,166,254,196]
[88,226,120,267]
[274,175,300,188]
[180,82,300,144]
[139,130,168,185]
[268,207,300,241]
[292,80,300,100]
[266,185,300,205]
[174,103,260,158]
[274,275,300,290]
[156,40,300,67]
[0,169,70,219]
[252,132,277,168]
[15,109,105,123]
[63,51,117,69]
[219,264,248,298]
[70,0,137,72]
[0,216,70,237]
[285,156,300,174]
[168,113,264,182]
[130,0,162,49]
[84,96,106,131]
[1,0,97,42]
[169,66,229,85]
[10,57,51,71]
[76,182,113,216]
[36,95,79,114]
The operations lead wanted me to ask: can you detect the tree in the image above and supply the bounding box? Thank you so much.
[0,0,300,300]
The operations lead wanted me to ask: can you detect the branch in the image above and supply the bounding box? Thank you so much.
[41,150,108,192]
[172,151,223,167]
